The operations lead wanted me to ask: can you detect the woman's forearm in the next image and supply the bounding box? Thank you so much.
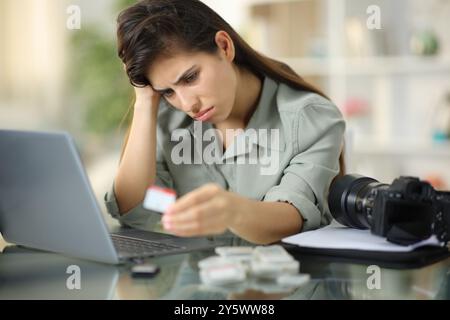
[229,198,303,245]
[114,101,159,214]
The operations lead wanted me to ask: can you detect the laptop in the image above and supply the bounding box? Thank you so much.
[0,129,223,264]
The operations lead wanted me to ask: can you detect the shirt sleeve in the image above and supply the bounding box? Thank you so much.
[263,101,346,232]
[104,145,174,231]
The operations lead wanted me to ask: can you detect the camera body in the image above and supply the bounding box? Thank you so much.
[328,174,450,245]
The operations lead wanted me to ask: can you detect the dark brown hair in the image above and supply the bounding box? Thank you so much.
[116,0,345,174]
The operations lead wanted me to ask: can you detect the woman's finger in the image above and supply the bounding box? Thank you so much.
[163,200,227,235]
[166,183,221,214]
[167,218,226,237]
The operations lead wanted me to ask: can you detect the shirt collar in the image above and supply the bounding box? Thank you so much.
[241,76,286,152]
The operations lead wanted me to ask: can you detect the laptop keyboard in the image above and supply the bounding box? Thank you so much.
[111,234,185,257]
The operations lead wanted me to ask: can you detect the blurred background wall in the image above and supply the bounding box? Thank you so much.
[1,0,449,230]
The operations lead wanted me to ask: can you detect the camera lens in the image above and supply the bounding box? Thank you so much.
[328,174,388,229]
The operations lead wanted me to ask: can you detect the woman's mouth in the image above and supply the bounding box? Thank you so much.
[193,106,215,121]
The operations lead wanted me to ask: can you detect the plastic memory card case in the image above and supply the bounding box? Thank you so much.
[198,245,311,291]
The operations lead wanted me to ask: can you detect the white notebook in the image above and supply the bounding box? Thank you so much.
[282,220,443,253]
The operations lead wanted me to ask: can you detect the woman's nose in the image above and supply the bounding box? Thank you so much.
[178,91,199,113]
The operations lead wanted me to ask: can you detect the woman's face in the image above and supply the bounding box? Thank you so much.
[147,47,238,123]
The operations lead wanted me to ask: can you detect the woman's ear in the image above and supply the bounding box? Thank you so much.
[215,31,235,62]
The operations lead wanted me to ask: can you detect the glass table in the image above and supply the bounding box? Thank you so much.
[1,242,448,300]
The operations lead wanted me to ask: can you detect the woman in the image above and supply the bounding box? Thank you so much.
[105,0,346,245]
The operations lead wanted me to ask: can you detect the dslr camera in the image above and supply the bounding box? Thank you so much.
[328,174,450,245]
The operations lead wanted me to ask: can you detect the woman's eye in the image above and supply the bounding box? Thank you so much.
[163,89,174,98]
[185,72,198,84]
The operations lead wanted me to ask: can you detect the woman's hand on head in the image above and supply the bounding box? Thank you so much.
[133,85,160,108]
[123,63,161,108]
[162,184,247,237]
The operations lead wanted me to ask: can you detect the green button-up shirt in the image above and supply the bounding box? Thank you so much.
[104,76,345,243]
